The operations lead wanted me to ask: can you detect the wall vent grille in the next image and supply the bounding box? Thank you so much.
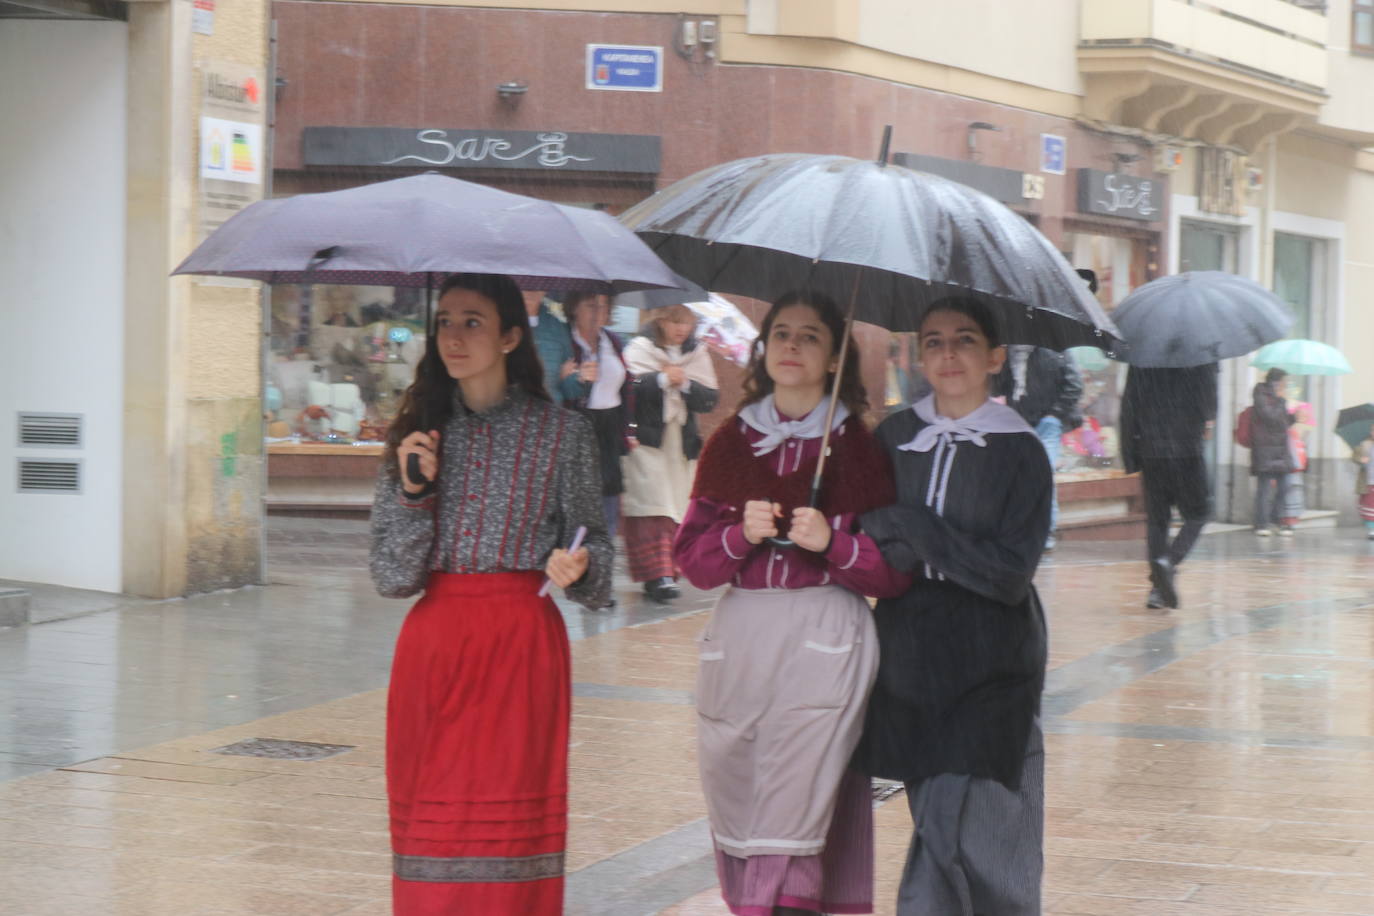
[17,413,82,448]
[17,459,82,494]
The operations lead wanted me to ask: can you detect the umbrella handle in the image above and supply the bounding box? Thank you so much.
[764,479,824,551]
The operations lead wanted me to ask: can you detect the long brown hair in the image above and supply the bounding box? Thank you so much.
[384,273,549,475]
[740,289,868,418]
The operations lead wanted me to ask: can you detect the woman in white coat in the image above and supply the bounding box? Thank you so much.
[622,305,719,600]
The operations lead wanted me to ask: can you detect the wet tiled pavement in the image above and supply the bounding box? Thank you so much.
[2,518,1374,914]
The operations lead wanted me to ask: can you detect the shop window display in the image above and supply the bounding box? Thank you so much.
[267,284,427,444]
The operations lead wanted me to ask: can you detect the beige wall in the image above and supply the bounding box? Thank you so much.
[1343,162,1374,407]
[123,0,270,597]
[749,0,1084,97]
[1319,0,1374,137]
[1275,132,1360,219]
[1081,0,1328,89]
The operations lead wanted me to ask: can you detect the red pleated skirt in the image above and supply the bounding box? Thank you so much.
[387,571,570,915]
[621,514,680,583]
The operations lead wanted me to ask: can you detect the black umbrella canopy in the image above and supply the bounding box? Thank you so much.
[172,172,682,294]
[1336,403,1374,450]
[1112,271,1294,368]
[619,152,1121,351]
[612,271,709,311]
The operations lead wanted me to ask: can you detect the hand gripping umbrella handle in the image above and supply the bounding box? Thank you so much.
[765,478,824,549]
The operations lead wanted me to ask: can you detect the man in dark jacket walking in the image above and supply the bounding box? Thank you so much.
[1251,368,1295,536]
[995,346,1083,550]
[1120,363,1219,609]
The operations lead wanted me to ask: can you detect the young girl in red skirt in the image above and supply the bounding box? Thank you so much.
[370,273,613,915]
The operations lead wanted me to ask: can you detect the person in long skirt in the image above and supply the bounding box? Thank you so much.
[622,304,719,601]
[857,296,1052,915]
[675,290,911,916]
[370,273,612,915]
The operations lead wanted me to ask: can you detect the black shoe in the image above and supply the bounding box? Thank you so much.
[1146,587,1167,609]
[643,577,681,601]
[1149,556,1179,609]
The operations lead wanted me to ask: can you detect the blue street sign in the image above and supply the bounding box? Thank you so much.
[1041,134,1067,175]
[586,44,663,92]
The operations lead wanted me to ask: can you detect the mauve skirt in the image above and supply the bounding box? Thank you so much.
[697,585,879,915]
[387,571,570,915]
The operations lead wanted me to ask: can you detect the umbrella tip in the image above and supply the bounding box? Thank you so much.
[308,246,338,272]
[877,125,893,167]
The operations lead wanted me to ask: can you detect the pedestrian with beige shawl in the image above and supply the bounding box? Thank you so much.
[622,304,720,600]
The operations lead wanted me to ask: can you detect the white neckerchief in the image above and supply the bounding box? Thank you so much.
[573,328,626,409]
[900,395,1031,454]
[900,395,1031,581]
[737,394,850,457]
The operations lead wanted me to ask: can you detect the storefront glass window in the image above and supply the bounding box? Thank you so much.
[880,232,1145,479]
[1273,232,1320,340]
[1060,232,1147,475]
[266,284,428,444]
[1179,220,1238,273]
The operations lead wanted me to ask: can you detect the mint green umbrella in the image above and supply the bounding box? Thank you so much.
[1250,339,1351,376]
[1067,346,1111,372]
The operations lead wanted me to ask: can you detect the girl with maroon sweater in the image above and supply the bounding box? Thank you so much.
[675,290,909,916]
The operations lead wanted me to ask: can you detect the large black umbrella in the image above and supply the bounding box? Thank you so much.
[173,172,681,294]
[1111,271,1293,368]
[619,138,1120,542]
[612,271,709,310]
[619,149,1120,350]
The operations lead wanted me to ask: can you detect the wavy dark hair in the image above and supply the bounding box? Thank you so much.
[740,289,868,418]
[384,273,549,475]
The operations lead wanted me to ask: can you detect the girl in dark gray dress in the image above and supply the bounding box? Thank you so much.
[859,296,1052,916]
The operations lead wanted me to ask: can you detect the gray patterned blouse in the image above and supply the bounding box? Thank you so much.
[369,385,613,609]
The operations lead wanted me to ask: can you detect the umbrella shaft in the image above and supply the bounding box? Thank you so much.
[808,277,860,496]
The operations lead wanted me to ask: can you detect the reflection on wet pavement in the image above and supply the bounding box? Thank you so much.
[1,519,1373,914]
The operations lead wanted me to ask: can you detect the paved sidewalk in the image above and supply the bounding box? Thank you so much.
[3,520,1374,914]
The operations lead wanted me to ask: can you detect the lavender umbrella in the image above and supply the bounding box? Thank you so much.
[172,172,681,294]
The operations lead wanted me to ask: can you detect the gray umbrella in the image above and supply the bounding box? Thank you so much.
[1112,271,1294,367]
[612,271,709,310]
[619,151,1121,350]
[172,172,681,293]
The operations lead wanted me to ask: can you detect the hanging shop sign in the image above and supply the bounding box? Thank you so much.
[1076,168,1159,222]
[585,44,663,92]
[198,61,265,244]
[302,127,662,174]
